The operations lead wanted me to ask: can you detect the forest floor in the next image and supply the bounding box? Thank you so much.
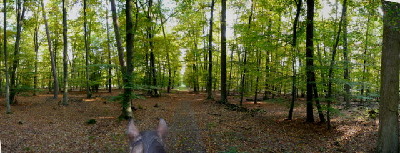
[0,89,379,153]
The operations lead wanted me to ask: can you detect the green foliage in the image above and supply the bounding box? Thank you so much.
[366,108,378,119]
[23,147,32,151]
[137,104,144,110]
[86,119,97,124]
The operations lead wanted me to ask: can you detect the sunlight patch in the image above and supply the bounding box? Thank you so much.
[83,99,97,102]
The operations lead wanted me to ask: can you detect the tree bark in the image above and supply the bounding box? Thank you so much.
[84,0,91,98]
[327,0,347,129]
[33,6,39,96]
[220,0,227,104]
[110,0,133,119]
[120,0,135,119]
[343,0,350,109]
[41,0,59,99]
[62,0,69,105]
[4,0,11,113]
[377,1,400,152]
[110,0,125,71]
[106,0,112,93]
[254,49,261,104]
[159,9,172,93]
[305,0,315,122]
[288,0,302,120]
[147,0,160,97]
[10,0,26,104]
[240,1,254,105]
[207,0,215,99]
[361,15,370,103]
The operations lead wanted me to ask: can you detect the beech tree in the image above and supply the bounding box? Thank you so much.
[288,0,302,120]
[83,0,90,98]
[377,1,400,152]
[41,0,59,99]
[62,0,68,105]
[220,0,227,104]
[10,0,26,104]
[305,0,315,123]
[4,0,11,113]
[206,0,215,99]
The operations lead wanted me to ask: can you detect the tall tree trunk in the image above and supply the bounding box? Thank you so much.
[313,78,325,122]
[228,42,234,95]
[240,1,254,105]
[4,0,11,113]
[106,0,112,93]
[207,0,215,99]
[147,0,159,97]
[10,0,26,104]
[361,15,370,103]
[110,0,125,73]
[84,0,91,98]
[41,0,59,99]
[343,1,351,109]
[305,0,315,122]
[62,0,69,105]
[263,51,270,100]
[254,49,261,104]
[159,12,172,93]
[110,0,132,119]
[288,0,302,120]
[327,0,347,129]
[239,49,247,105]
[219,0,227,104]
[377,1,400,152]
[121,0,135,119]
[33,8,39,96]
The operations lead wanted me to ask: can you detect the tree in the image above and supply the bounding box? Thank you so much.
[377,1,400,152]
[3,0,11,113]
[327,0,347,129]
[147,0,160,97]
[41,0,59,99]
[10,0,26,104]
[206,0,215,99]
[105,0,112,93]
[62,0,69,105]
[110,0,125,73]
[220,0,227,104]
[123,0,135,119]
[157,0,172,93]
[84,0,91,98]
[288,0,302,120]
[305,0,315,122]
[33,3,40,96]
[343,0,350,109]
[110,0,133,119]
[239,0,253,105]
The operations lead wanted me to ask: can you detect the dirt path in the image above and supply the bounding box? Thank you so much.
[166,96,206,153]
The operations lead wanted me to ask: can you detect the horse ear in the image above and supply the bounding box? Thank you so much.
[127,119,140,140]
[157,118,168,138]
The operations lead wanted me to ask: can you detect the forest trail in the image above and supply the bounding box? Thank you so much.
[166,98,206,153]
[0,90,379,152]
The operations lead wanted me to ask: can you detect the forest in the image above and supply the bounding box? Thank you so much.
[1,0,400,152]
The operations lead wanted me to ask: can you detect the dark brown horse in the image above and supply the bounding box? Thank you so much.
[127,119,168,153]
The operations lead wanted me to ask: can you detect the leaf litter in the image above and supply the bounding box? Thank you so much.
[0,90,379,152]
